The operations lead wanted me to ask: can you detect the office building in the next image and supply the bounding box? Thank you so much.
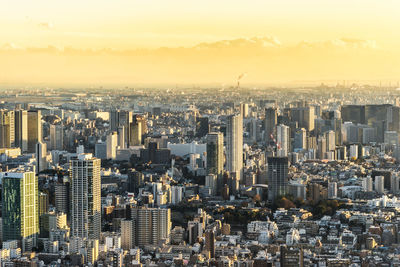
[50,123,63,151]
[14,110,28,152]
[0,110,15,148]
[129,114,147,146]
[2,171,39,251]
[205,229,216,259]
[35,141,47,173]
[294,128,307,150]
[265,108,277,145]
[267,157,289,202]
[27,110,42,153]
[206,132,224,191]
[195,117,210,138]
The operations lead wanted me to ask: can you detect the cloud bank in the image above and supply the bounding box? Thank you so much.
[0,36,397,86]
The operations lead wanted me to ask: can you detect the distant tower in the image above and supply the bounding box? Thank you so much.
[226,114,243,181]
[70,154,101,240]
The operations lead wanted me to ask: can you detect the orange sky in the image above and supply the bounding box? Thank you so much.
[1,0,400,86]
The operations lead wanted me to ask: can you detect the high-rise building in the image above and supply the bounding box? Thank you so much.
[171,186,184,205]
[129,114,147,146]
[328,182,337,199]
[117,126,125,149]
[195,117,210,138]
[226,114,243,181]
[70,154,101,240]
[267,157,289,202]
[130,207,171,247]
[277,124,289,157]
[294,128,307,150]
[2,171,39,251]
[110,110,133,147]
[362,176,373,192]
[39,192,49,216]
[35,141,47,174]
[14,110,28,152]
[206,132,224,191]
[106,131,118,159]
[121,219,134,251]
[240,103,249,118]
[264,108,277,145]
[326,130,336,152]
[50,123,63,151]
[127,170,145,194]
[317,136,327,159]
[290,107,315,132]
[55,180,70,216]
[205,229,216,259]
[27,110,42,153]
[205,174,217,196]
[0,110,15,148]
[375,176,385,194]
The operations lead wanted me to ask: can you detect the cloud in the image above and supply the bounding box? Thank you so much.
[0,36,395,86]
[195,36,281,49]
[37,22,54,29]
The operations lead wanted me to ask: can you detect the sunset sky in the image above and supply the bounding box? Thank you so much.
[1,0,400,86]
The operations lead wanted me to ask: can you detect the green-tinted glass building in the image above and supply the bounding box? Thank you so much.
[2,171,38,251]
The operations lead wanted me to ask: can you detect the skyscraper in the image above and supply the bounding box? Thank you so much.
[50,123,64,151]
[0,110,15,148]
[226,114,243,181]
[205,229,216,259]
[277,124,290,157]
[110,110,133,147]
[129,114,147,146]
[35,141,47,174]
[27,110,42,153]
[267,157,289,202]
[195,117,210,138]
[14,110,28,152]
[2,171,39,251]
[264,108,277,145]
[117,126,125,149]
[206,132,224,192]
[106,131,118,159]
[294,128,307,150]
[71,154,101,240]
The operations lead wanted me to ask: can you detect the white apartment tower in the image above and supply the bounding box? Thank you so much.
[70,154,101,240]
[226,114,243,180]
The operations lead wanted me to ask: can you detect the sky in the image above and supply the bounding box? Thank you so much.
[1,0,400,86]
